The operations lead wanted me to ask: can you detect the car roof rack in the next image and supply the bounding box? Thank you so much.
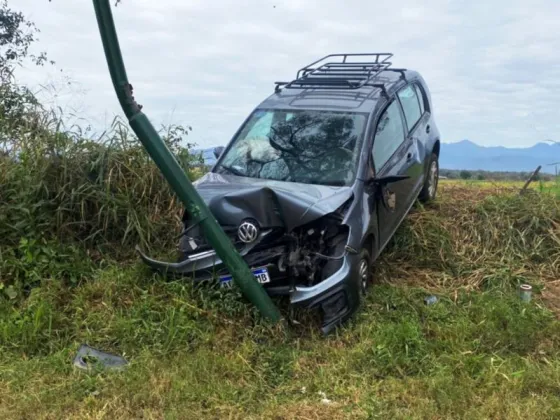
[288,89,382,109]
[274,53,406,93]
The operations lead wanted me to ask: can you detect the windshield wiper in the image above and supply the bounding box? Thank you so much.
[303,178,347,187]
[218,164,246,177]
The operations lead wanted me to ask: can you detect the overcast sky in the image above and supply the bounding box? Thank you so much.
[14,0,560,149]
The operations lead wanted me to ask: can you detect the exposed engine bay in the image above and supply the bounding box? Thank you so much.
[177,209,350,290]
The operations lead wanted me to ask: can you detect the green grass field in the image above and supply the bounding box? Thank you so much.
[1,180,560,419]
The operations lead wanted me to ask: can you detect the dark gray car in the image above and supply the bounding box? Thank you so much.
[138,53,441,332]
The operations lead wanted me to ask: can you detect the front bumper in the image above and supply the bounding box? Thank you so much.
[137,242,361,334]
[136,229,283,278]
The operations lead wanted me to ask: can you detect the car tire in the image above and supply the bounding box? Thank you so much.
[358,248,372,296]
[321,237,372,296]
[419,153,439,203]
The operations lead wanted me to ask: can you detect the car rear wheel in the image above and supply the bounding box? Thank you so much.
[419,153,439,203]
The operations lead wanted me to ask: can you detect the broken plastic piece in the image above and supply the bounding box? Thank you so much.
[318,391,332,405]
[73,344,128,371]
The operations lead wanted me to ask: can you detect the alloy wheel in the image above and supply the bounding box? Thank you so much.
[359,257,370,294]
[428,160,439,199]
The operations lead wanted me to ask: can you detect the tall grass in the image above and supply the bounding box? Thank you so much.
[382,183,560,291]
[1,112,203,253]
[1,111,204,290]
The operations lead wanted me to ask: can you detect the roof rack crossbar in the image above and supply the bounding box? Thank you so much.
[312,70,381,74]
[299,63,389,80]
[307,72,373,78]
[321,63,388,69]
[277,53,396,92]
[321,64,387,69]
[289,79,358,87]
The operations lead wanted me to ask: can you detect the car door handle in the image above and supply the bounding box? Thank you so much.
[426,125,431,134]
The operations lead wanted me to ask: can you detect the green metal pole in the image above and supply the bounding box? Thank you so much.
[92,0,281,323]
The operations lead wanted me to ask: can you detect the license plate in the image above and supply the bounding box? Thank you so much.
[219,267,271,288]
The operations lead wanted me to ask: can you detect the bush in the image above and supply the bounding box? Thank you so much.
[460,170,472,180]
[1,116,203,252]
[1,111,205,293]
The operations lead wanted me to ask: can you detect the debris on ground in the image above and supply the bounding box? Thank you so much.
[424,295,439,306]
[318,391,332,405]
[519,284,533,303]
[73,344,128,371]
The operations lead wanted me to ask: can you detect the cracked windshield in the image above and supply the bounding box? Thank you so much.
[216,110,366,186]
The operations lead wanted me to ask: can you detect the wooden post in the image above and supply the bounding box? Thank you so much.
[520,165,542,194]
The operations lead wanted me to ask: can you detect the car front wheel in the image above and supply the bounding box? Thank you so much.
[358,248,372,296]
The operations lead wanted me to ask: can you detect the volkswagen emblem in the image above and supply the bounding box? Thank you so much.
[238,220,259,243]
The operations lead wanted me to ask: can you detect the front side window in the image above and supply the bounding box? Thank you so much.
[372,101,406,170]
[397,85,422,131]
[215,109,367,186]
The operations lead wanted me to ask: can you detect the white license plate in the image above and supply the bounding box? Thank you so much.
[219,267,270,288]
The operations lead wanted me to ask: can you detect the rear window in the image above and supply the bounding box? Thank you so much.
[397,85,422,131]
[413,84,425,115]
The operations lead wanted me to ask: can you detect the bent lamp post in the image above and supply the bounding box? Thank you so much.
[92,0,282,323]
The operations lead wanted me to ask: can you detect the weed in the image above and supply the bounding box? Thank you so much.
[383,183,560,292]
[1,115,203,257]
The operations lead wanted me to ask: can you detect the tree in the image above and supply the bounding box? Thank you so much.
[0,0,50,141]
[0,0,47,79]
[459,170,472,180]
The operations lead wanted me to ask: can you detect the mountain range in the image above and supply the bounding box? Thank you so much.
[192,140,560,174]
[440,140,559,174]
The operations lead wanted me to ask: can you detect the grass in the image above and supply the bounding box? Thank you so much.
[2,271,560,419]
[1,116,201,263]
[1,182,560,419]
[444,177,560,197]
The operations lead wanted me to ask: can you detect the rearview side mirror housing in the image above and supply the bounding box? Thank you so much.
[368,174,410,186]
[213,146,225,159]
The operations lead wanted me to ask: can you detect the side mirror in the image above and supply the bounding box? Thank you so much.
[368,174,410,186]
[213,146,225,159]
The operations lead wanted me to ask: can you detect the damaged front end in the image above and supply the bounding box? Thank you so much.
[137,174,360,332]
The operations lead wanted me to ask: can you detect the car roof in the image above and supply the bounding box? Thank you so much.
[257,69,421,114]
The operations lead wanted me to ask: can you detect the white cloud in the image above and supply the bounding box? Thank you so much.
[13,0,560,148]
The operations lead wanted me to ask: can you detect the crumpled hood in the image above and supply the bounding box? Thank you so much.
[190,173,353,231]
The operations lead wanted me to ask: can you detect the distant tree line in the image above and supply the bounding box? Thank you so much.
[440,169,557,182]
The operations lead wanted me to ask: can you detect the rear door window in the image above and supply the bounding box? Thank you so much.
[397,85,422,132]
[372,101,406,170]
[413,84,425,115]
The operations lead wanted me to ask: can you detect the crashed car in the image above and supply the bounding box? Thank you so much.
[138,53,441,332]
